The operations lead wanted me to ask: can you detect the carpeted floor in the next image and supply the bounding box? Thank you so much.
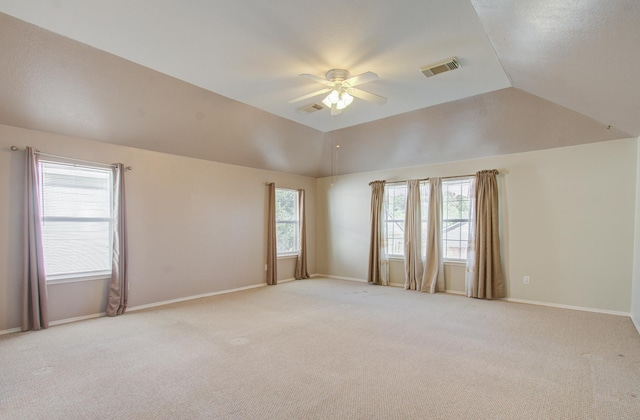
[1,278,639,419]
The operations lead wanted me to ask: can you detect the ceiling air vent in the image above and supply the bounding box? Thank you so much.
[421,57,460,78]
[296,103,324,115]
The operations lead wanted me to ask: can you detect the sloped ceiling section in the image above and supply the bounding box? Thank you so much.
[0,13,325,177]
[471,0,640,136]
[319,87,628,176]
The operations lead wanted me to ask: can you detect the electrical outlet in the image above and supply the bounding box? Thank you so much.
[524,276,530,284]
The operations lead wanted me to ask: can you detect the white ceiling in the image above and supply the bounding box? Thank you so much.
[0,0,513,132]
[0,1,638,177]
[471,0,640,137]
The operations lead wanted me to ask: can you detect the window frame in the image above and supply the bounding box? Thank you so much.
[383,184,407,258]
[38,158,115,283]
[441,177,473,263]
[274,188,300,257]
[381,177,473,263]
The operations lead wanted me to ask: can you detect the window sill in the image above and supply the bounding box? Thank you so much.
[443,260,467,266]
[277,254,299,260]
[47,273,111,285]
[386,256,467,266]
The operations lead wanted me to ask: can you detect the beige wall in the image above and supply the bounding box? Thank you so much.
[0,124,316,331]
[632,137,640,330]
[1,122,637,330]
[317,138,637,313]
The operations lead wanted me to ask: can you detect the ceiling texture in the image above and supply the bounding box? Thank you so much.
[0,0,638,177]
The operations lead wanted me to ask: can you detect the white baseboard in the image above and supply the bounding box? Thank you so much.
[313,275,631,318]
[317,274,368,283]
[50,312,106,326]
[503,297,630,317]
[128,282,267,312]
[0,327,21,336]
[445,289,465,296]
[318,275,464,295]
[631,314,640,335]
[0,312,108,335]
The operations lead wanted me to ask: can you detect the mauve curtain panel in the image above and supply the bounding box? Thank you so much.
[295,189,310,280]
[266,183,277,285]
[404,180,423,290]
[466,170,504,299]
[422,177,445,293]
[22,147,49,331]
[106,163,129,316]
[367,180,388,285]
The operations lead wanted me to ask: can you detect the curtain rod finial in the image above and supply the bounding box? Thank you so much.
[10,146,19,151]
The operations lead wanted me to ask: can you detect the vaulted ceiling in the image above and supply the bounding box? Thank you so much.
[0,1,637,177]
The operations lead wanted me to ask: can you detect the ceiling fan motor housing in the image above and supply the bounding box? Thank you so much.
[326,69,351,84]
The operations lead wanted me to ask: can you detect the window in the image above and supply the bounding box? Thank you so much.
[382,178,472,261]
[39,161,114,281]
[442,178,472,260]
[384,183,429,257]
[384,184,406,256]
[275,188,299,256]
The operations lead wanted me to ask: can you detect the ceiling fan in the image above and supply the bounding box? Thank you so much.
[289,69,387,115]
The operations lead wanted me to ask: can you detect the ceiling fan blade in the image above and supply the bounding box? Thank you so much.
[347,87,387,104]
[300,73,333,87]
[344,71,379,87]
[288,88,332,104]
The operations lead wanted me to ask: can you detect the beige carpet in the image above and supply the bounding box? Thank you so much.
[1,278,639,419]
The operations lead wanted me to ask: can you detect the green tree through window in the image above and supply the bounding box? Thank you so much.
[275,189,299,255]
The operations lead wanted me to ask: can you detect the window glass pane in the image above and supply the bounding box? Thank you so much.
[442,178,472,260]
[39,161,113,278]
[42,165,111,218]
[276,221,297,254]
[275,189,299,255]
[41,221,111,276]
[384,185,406,256]
[275,189,297,222]
[419,181,429,256]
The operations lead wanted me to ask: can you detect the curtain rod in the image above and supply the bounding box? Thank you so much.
[10,146,132,170]
[373,171,499,186]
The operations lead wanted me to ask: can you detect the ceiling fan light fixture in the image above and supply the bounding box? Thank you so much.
[324,89,354,110]
[336,92,353,110]
[322,89,340,107]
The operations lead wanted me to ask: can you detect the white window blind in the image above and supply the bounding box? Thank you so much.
[39,161,113,280]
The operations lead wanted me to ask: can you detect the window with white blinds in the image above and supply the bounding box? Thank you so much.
[39,161,113,281]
